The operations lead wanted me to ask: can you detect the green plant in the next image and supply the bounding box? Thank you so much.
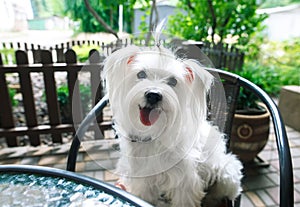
[258,38,300,86]
[57,85,71,123]
[232,62,281,113]
[168,0,267,46]
[234,35,300,113]
[79,84,92,115]
[72,45,101,62]
[137,1,151,39]
[57,85,69,105]
[0,48,15,65]
[9,88,18,107]
[64,0,135,34]
[56,84,92,121]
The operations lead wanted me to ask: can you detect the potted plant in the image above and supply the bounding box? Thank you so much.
[229,62,280,163]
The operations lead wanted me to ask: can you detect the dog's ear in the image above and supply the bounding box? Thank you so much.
[184,66,195,84]
[183,59,214,121]
[103,45,141,101]
[103,45,140,78]
[183,59,213,91]
[127,55,135,65]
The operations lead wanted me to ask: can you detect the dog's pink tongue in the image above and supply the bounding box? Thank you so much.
[140,107,160,126]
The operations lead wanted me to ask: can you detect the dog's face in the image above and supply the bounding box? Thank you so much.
[104,46,213,143]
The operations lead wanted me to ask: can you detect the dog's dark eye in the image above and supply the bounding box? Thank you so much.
[167,77,177,87]
[137,71,147,79]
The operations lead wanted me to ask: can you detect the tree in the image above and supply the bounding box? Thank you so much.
[168,0,267,46]
[147,0,159,35]
[64,0,136,36]
[83,0,119,38]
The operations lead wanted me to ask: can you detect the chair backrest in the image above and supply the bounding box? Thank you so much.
[208,69,294,207]
[66,68,294,207]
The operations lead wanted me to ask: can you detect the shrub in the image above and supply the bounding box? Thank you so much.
[233,62,281,111]
[9,88,18,107]
[56,84,92,123]
[260,38,300,87]
[233,37,300,111]
[72,44,101,62]
[0,48,15,65]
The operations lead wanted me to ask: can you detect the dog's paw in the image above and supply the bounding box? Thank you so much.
[220,156,243,199]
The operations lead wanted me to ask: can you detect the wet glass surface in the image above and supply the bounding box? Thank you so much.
[0,173,134,207]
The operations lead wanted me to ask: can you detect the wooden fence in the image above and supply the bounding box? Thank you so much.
[0,49,110,147]
[1,39,244,70]
[0,39,244,147]
[201,42,244,71]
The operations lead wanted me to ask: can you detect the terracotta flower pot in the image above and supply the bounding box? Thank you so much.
[230,107,270,163]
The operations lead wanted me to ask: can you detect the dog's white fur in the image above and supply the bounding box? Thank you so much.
[103,44,243,207]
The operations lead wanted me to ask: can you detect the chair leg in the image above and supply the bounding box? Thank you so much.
[234,195,241,207]
[218,198,233,207]
[244,156,270,168]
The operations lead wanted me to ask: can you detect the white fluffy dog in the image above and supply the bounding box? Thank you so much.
[103,41,243,207]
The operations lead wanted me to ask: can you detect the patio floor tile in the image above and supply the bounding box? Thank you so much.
[265,187,279,205]
[38,154,67,166]
[245,191,265,206]
[243,174,275,191]
[0,125,298,206]
[104,170,119,182]
[20,156,40,165]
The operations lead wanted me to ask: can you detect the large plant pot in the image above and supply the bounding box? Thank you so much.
[230,107,270,163]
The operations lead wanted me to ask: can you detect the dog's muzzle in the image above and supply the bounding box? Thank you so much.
[139,89,162,126]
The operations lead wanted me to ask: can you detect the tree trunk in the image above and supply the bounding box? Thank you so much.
[84,0,119,39]
[145,0,158,45]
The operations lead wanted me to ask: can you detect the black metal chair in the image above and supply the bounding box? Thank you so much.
[67,68,294,207]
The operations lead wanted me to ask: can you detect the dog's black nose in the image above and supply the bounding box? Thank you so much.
[145,90,162,105]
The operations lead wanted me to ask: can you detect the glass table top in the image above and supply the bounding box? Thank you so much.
[1,173,138,207]
[0,165,154,207]
[0,173,135,207]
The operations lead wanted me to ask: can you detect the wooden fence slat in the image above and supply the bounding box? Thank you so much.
[88,65,102,106]
[32,49,41,64]
[90,65,103,119]
[16,50,40,146]
[41,50,62,143]
[232,48,238,71]
[223,44,229,69]
[65,49,77,64]
[41,50,53,64]
[65,49,83,124]
[238,52,244,70]
[89,49,101,63]
[19,70,40,146]
[15,50,29,65]
[0,70,18,146]
[88,49,102,105]
[90,64,104,137]
[43,70,62,144]
[56,48,65,63]
[68,68,83,125]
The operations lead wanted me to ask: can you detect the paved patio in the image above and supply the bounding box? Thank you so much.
[0,124,299,206]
